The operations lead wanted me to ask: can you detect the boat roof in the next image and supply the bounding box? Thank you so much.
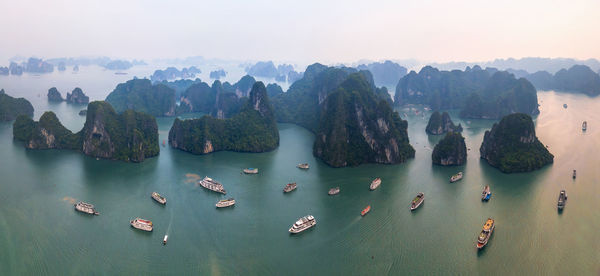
[483,218,494,230]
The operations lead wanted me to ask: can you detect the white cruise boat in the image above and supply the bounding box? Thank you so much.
[289,215,316,234]
[74,201,99,215]
[199,176,227,194]
[450,172,463,183]
[370,178,381,190]
[130,218,153,232]
[216,198,236,208]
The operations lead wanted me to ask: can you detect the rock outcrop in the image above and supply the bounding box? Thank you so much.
[432,132,467,166]
[0,92,34,121]
[479,113,553,173]
[48,87,64,102]
[426,111,462,135]
[395,66,539,119]
[66,88,89,104]
[13,101,158,162]
[105,79,176,116]
[169,82,279,154]
[313,73,415,167]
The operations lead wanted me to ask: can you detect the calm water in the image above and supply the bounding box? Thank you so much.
[0,69,599,275]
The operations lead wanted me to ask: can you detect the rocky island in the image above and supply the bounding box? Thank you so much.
[66,88,89,104]
[395,66,539,119]
[479,113,553,173]
[524,65,600,96]
[0,91,34,121]
[47,87,64,102]
[169,82,279,154]
[313,73,414,167]
[106,79,176,116]
[431,132,467,166]
[13,101,159,162]
[426,111,462,135]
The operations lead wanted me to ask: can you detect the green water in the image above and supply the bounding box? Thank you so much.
[1,70,599,275]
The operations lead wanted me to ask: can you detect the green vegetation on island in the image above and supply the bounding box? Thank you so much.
[106,79,176,116]
[395,66,539,119]
[479,113,553,173]
[426,111,462,135]
[47,87,64,102]
[0,92,34,121]
[432,132,466,166]
[13,101,159,162]
[169,81,279,154]
[313,72,414,167]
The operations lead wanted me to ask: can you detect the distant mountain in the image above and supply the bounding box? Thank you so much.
[176,75,257,118]
[209,69,227,79]
[245,61,297,81]
[521,65,600,95]
[156,78,203,98]
[169,82,279,155]
[357,60,407,87]
[395,65,539,119]
[150,66,201,82]
[103,60,132,70]
[431,57,600,74]
[105,79,176,116]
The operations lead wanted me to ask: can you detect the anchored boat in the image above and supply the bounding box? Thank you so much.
[573,170,577,179]
[481,186,491,201]
[328,187,340,195]
[74,201,99,215]
[243,168,258,174]
[289,215,316,234]
[558,190,567,210]
[283,182,297,193]
[199,176,227,194]
[297,163,309,170]
[130,218,153,232]
[582,121,587,131]
[361,205,371,216]
[370,178,381,191]
[163,235,168,245]
[563,103,568,108]
[450,172,463,183]
[410,192,425,211]
[476,218,495,249]
[151,192,167,205]
[216,198,236,208]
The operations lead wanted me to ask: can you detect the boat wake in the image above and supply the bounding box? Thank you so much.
[62,196,77,204]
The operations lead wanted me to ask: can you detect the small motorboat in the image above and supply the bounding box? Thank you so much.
[481,186,491,201]
[361,205,371,216]
[163,235,168,245]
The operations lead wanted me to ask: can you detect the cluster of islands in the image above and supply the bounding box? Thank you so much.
[3,59,599,174]
[1,57,597,252]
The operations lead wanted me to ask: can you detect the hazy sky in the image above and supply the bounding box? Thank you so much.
[1,0,599,64]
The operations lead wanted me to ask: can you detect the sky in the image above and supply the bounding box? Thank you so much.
[1,0,599,64]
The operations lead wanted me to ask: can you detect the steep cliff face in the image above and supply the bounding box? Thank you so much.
[169,81,279,154]
[0,92,34,121]
[313,73,415,167]
[395,66,539,119]
[81,101,159,162]
[426,111,462,135]
[13,112,80,150]
[432,132,466,166]
[271,63,389,133]
[480,113,553,173]
[13,101,158,162]
[66,87,89,104]
[47,87,64,102]
[106,79,176,116]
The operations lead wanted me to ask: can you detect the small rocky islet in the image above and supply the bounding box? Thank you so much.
[47,87,90,104]
[426,111,462,135]
[432,132,467,166]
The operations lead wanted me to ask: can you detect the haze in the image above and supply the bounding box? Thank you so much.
[1,0,599,64]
